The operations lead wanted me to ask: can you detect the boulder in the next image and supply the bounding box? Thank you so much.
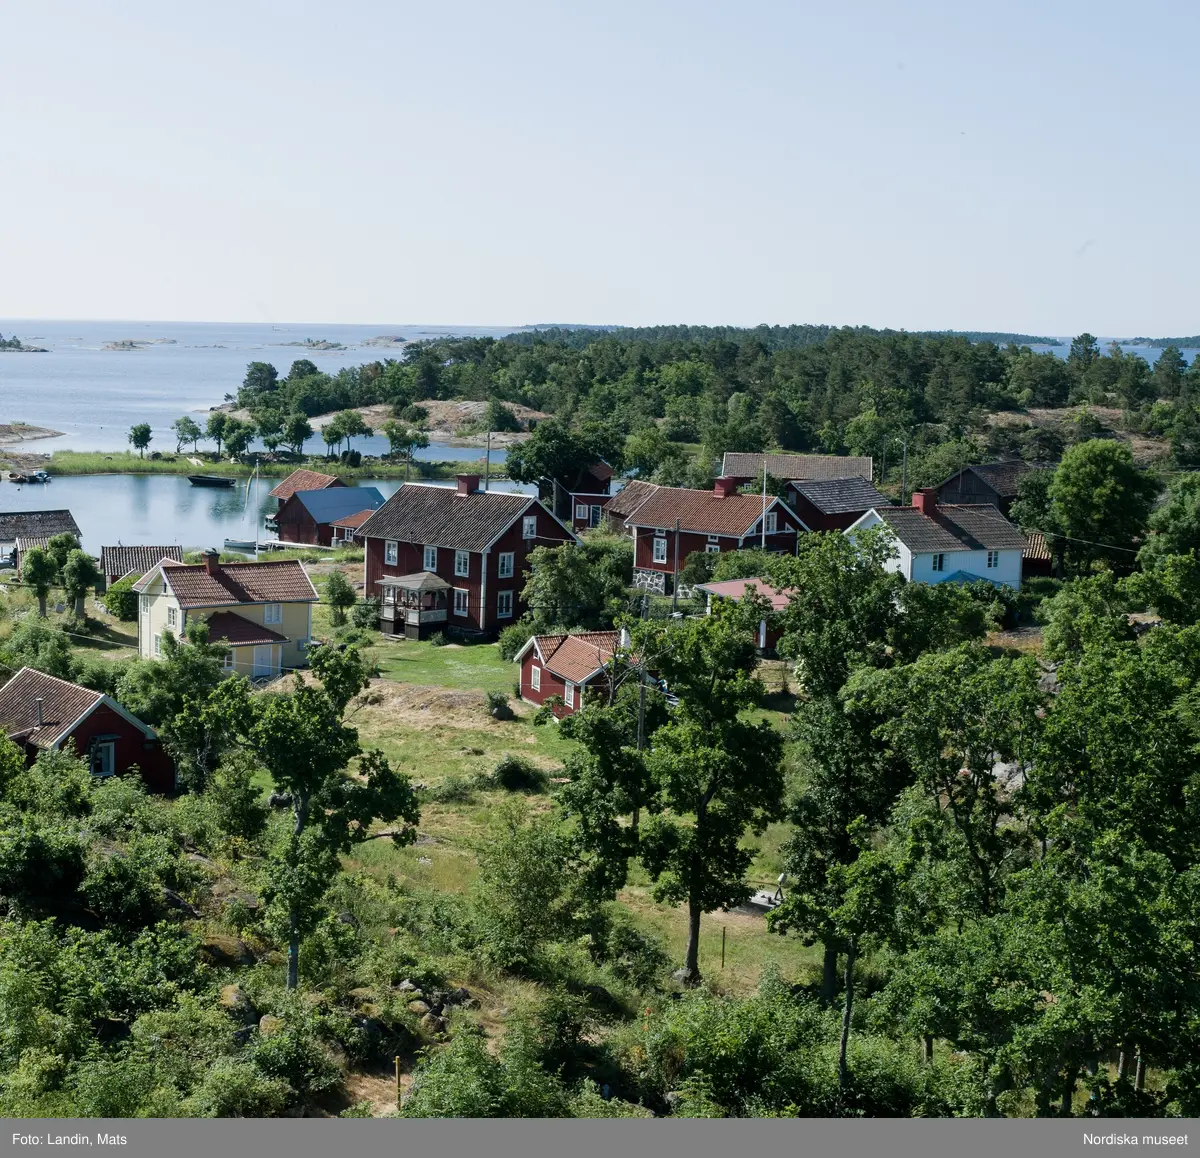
[268,792,293,809]
[347,987,375,1006]
[420,1011,448,1035]
[161,888,200,918]
[259,1014,285,1037]
[406,1000,431,1016]
[336,911,359,928]
[232,1025,255,1046]
[219,984,258,1024]
[444,986,472,1007]
[397,979,420,993]
[198,936,256,967]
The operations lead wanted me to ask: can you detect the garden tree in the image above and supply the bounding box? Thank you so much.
[328,409,370,453]
[207,749,270,844]
[283,413,313,455]
[1039,572,1133,661]
[0,618,74,679]
[306,641,374,714]
[624,424,671,478]
[1047,439,1159,570]
[171,416,202,454]
[1125,551,1200,625]
[522,538,633,632]
[20,546,56,617]
[205,411,229,456]
[483,397,521,433]
[1153,345,1187,399]
[505,418,624,489]
[378,419,429,478]
[711,548,778,582]
[45,532,80,577]
[116,620,229,727]
[248,676,419,988]
[1138,472,1200,564]
[323,569,357,627]
[222,418,255,459]
[321,418,343,456]
[633,610,784,982]
[60,550,101,619]
[162,673,254,789]
[676,549,716,593]
[127,423,152,458]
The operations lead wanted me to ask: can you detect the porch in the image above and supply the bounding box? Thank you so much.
[376,572,451,640]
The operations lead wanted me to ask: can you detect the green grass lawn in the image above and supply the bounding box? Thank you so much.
[372,638,516,697]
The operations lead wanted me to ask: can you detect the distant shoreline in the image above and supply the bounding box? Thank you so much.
[0,422,64,445]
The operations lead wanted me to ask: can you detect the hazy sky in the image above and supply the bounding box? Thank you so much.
[2,0,1197,333]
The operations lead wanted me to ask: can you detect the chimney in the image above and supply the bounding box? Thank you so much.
[618,626,631,650]
[35,698,44,727]
[912,488,938,515]
[202,548,221,576]
[456,474,480,497]
[713,476,739,499]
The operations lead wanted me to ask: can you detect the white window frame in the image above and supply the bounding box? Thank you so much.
[153,632,162,657]
[454,550,470,578]
[522,515,537,540]
[765,510,778,534]
[652,536,668,564]
[705,543,721,554]
[453,587,469,617]
[91,741,116,779]
[263,602,283,625]
[575,503,588,521]
[497,590,514,619]
[423,545,437,571]
[166,605,178,629]
[986,550,1000,569]
[498,552,514,579]
[564,681,575,709]
[931,553,946,573]
[531,664,541,692]
[222,649,234,672]
[385,540,399,566]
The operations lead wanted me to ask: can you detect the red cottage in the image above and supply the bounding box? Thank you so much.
[625,478,807,595]
[268,468,346,508]
[275,486,385,546]
[0,667,175,792]
[357,476,577,639]
[515,631,621,717]
[784,477,890,532]
[568,492,613,533]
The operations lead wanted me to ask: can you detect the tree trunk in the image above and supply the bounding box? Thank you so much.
[36,593,47,618]
[287,910,300,990]
[821,944,839,1006]
[679,897,702,984]
[1060,1067,1077,1116]
[922,1035,934,1065]
[1117,1048,1126,1081]
[1134,1051,1144,1091]
[74,593,86,619]
[838,937,857,1094]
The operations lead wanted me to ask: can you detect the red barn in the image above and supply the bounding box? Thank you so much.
[275,486,385,546]
[357,475,577,639]
[0,667,175,793]
[784,477,890,532]
[625,478,807,595]
[268,468,345,508]
[515,631,621,717]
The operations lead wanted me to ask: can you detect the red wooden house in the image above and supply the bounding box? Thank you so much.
[624,478,807,594]
[357,475,577,639]
[0,667,176,792]
[268,468,345,508]
[784,477,890,532]
[275,486,385,546]
[515,631,621,717]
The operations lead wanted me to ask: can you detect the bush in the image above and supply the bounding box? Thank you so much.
[489,754,549,793]
[0,619,74,680]
[497,620,535,661]
[251,1025,342,1101]
[102,573,141,620]
[208,750,269,843]
[485,691,514,721]
[422,772,487,804]
[351,596,380,629]
[428,632,448,647]
[184,1058,291,1117]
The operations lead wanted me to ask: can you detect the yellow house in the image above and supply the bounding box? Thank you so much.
[133,550,319,679]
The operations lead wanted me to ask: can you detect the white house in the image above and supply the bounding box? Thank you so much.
[847,489,1027,590]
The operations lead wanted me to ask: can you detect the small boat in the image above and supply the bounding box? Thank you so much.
[223,538,257,552]
[7,472,27,483]
[188,474,237,488]
[26,471,50,483]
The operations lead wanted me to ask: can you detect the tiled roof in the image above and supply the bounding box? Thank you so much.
[1023,531,1052,562]
[15,535,55,554]
[330,509,377,530]
[958,460,1037,499]
[268,469,343,500]
[790,476,890,515]
[291,486,385,524]
[203,611,292,648]
[534,631,621,683]
[0,509,80,541]
[628,487,789,537]
[873,505,1028,553]
[135,558,318,608]
[605,480,659,520]
[100,545,183,578]
[358,484,548,552]
[0,667,105,749]
[722,452,873,482]
[694,577,790,612]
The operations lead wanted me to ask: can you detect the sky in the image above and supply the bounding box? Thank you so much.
[2,0,1197,334]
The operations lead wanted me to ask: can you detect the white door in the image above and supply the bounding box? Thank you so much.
[252,645,276,679]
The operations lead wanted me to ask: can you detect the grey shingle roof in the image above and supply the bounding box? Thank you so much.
[722,452,873,481]
[605,480,659,520]
[100,545,184,578]
[939,460,1037,499]
[357,483,540,552]
[0,509,80,541]
[873,505,1028,553]
[791,477,889,515]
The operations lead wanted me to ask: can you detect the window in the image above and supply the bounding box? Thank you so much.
[385,540,399,566]
[652,537,668,564]
[453,588,469,617]
[153,632,162,657]
[931,553,945,573]
[222,649,234,672]
[589,505,602,527]
[454,550,470,577]
[498,552,514,579]
[522,515,537,540]
[264,602,283,625]
[564,681,576,709]
[765,510,778,534]
[705,543,721,554]
[423,545,437,571]
[575,503,588,521]
[531,665,541,692]
[91,741,116,779]
[986,550,1000,569]
[166,605,178,629]
[497,590,514,618]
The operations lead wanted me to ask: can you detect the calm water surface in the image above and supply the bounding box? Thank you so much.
[0,474,534,554]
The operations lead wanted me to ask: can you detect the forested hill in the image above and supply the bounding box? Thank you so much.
[504,324,1061,350]
[1125,335,1200,349]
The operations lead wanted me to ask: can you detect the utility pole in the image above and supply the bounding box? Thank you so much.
[484,431,492,492]
[760,469,767,549]
[900,434,908,504]
[670,518,681,614]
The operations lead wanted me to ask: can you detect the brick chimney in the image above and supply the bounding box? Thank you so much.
[202,548,221,576]
[713,476,739,499]
[912,488,938,515]
[456,474,480,497]
[35,698,44,727]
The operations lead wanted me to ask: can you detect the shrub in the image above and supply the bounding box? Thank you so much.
[208,750,269,843]
[251,1025,342,1101]
[423,772,487,804]
[102,573,141,620]
[428,632,448,647]
[532,696,562,726]
[497,620,535,661]
[184,1058,291,1117]
[489,754,549,794]
[351,596,380,629]
[485,691,514,721]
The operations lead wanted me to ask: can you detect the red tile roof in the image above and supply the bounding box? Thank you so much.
[694,577,790,612]
[134,559,318,609]
[203,611,292,647]
[628,486,791,537]
[532,631,621,683]
[269,469,343,500]
[0,667,105,748]
[1023,531,1052,562]
[329,508,376,530]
